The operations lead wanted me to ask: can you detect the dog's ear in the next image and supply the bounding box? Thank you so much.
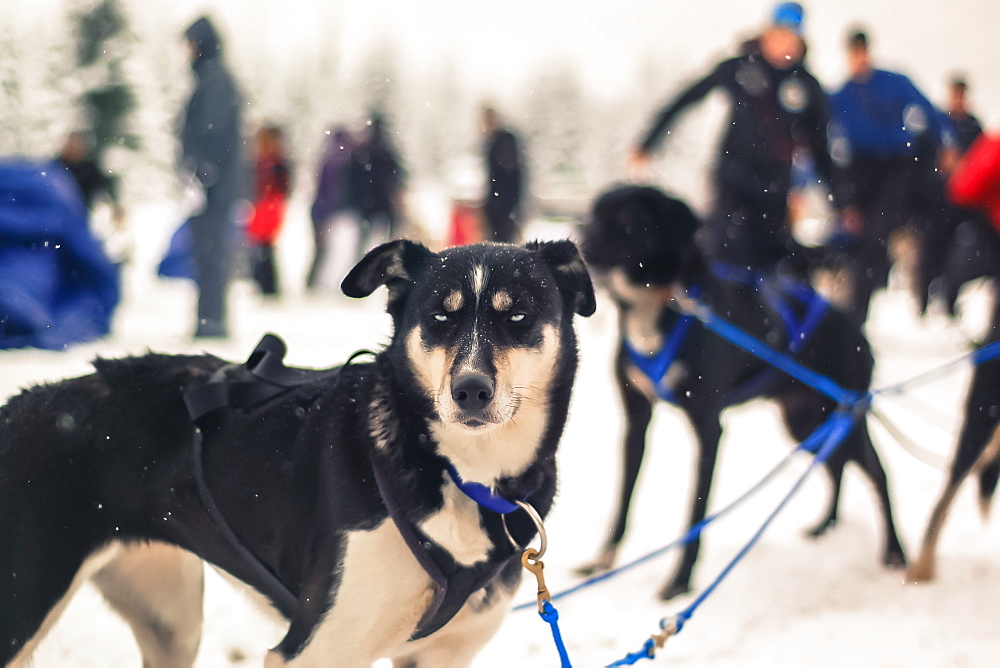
[524,239,597,317]
[341,239,433,298]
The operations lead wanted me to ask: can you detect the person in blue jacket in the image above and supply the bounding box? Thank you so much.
[629,2,850,275]
[180,16,245,339]
[828,29,951,325]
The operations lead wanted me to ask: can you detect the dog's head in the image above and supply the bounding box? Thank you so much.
[582,184,703,294]
[343,240,594,470]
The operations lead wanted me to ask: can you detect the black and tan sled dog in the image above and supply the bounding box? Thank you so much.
[576,184,906,600]
[0,239,595,667]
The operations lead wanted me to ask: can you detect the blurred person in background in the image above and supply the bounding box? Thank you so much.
[307,126,356,292]
[481,105,525,243]
[828,28,951,326]
[349,113,405,261]
[247,124,291,298]
[946,76,984,156]
[628,2,849,277]
[916,75,988,314]
[179,15,245,339]
[56,130,124,228]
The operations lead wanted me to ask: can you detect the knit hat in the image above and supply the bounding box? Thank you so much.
[771,2,804,36]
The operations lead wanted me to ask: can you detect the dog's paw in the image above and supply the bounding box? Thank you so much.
[804,516,838,539]
[883,549,908,570]
[904,560,934,583]
[573,546,618,577]
[658,578,691,601]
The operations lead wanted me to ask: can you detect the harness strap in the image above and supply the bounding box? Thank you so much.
[184,333,522,642]
[370,450,520,639]
[626,269,831,406]
[190,426,300,618]
[624,284,702,404]
[184,335,350,622]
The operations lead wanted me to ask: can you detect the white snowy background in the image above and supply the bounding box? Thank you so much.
[3,0,1000,666]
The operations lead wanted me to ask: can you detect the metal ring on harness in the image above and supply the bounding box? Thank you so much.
[503,499,547,560]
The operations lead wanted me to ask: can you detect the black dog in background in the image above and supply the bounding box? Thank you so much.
[908,305,1000,582]
[577,184,906,600]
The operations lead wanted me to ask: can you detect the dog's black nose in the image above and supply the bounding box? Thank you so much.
[451,372,495,412]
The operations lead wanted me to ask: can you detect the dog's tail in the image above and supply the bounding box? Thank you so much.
[975,423,1000,521]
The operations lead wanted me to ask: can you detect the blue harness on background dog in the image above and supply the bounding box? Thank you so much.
[624,265,830,406]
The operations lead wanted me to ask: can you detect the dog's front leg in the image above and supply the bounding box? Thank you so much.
[576,360,655,576]
[659,409,723,601]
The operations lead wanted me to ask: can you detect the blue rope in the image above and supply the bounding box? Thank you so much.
[512,431,815,613]
[686,302,861,406]
[524,310,1000,666]
[606,638,656,666]
[539,600,573,667]
[604,411,859,667]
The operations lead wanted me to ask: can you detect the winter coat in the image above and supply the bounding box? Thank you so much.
[310,137,354,227]
[484,128,523,215]
[948,133,1000,233]
[638,41,842,206]
[350,134,404,220]
[247,155,290,245]
[830,69,947,161]
[180,17,244,218]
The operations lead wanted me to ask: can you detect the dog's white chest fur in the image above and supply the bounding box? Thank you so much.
[420,478,494,566]
[286,519,435,665]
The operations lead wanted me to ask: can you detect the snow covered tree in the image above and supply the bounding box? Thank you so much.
[70,0,138,160]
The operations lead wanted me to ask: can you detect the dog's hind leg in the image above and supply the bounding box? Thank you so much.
[575,370,655,576]
[3,543,121,667]
[658,409,723,601]
[89,541,204,668]
[909,363,1000,582]
[847,423,907,568]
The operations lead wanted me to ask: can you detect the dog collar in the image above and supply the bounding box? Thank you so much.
[443,461,521,514]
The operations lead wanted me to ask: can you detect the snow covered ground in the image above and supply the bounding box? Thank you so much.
[4,201,1000,667]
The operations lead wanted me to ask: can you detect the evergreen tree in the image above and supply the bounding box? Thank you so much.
[71,0,138,161]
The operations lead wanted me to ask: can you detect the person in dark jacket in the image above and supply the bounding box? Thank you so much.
[629,2,848,275]
[915,75,986,315]
[481,105,525,243]
[307,126,356,292]
[180,16,244,338]
[349,113,405,259]
[946,77,983,156]
[56,131,122,222]
[829,29,951,325]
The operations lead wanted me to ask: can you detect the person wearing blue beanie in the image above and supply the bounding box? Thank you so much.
[628,3,850,275]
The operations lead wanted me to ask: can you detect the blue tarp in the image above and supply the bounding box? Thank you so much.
[0,159,120,350]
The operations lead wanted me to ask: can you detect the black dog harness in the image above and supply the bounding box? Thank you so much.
[182,334,529,641]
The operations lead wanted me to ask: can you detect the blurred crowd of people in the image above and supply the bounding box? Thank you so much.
[4,7,998,348]
[630,2,999,335]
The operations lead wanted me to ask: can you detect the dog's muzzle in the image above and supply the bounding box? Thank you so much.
[450,371,495,427]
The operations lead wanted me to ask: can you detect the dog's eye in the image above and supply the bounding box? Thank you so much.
[432,313,449,323]
[509,313,526,323]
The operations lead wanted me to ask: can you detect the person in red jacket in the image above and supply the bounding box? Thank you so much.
[247,124,291,296]
[948,132,1000,232]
